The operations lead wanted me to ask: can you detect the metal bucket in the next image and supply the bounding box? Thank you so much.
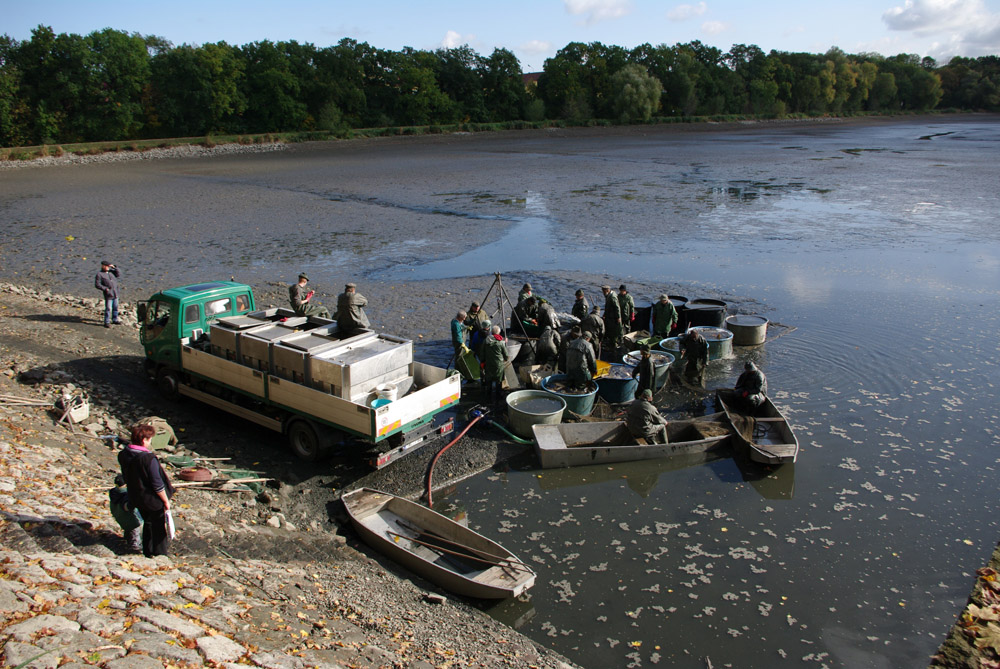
[595,364,639,404]
[685,298,727,327]
[541,375,599,417]
[506,390,566,439]
[622,351,675,390]
[725,314,769,346]
[690,326,734,360]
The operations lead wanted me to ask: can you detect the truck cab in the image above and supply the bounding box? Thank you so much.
[139,282,255,372]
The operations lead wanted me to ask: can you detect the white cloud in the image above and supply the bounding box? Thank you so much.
[702,20,728,35]
[668,2,708,21]
[519,40,554,55]
[441,30,475,49]
[564,0,632,24]
[882,0,1000,54]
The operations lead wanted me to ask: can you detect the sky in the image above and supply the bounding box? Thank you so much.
[4,0,1000,71]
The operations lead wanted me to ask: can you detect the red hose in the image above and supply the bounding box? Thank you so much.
[426,414,482,508]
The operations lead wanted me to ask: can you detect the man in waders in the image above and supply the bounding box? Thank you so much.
[626,389,669,444]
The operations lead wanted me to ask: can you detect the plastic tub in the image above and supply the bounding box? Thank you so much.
[725,314,769,346]
[506,390,567,439]
[370,398,392,408]
[596,364,638,404]
[685,298,727,327]
[690,326,734,360]
[622,351,675,390]
[541,374,599,417]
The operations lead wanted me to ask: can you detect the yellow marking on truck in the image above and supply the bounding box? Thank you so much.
[440,393,460,407]
[378,420,401,437]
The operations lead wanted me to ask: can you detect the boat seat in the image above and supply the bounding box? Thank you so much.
[754,417,786,422]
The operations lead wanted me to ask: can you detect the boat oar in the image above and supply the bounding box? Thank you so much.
[384,530,534,574]
[394,518,534,571]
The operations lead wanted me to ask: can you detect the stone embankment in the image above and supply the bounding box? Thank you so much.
[0,283,575,668]
[0,142,287,171]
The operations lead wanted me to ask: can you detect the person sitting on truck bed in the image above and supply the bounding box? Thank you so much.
[289,273,330,319]
[337,283,370,335]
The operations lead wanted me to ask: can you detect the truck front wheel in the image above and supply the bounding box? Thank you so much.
[156,368,181,400]
[287,420,331,461]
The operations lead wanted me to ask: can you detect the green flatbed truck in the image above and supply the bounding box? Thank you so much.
[138,281,459,467]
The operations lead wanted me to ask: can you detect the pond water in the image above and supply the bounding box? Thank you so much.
[411,120,1000,668]
[1,117,998,668]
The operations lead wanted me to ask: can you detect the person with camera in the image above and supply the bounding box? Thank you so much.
[94,260,121,328]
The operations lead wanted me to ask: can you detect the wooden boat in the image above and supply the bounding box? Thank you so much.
[715,389,799,464]
[532,412,732,469]
[341,488,536,599]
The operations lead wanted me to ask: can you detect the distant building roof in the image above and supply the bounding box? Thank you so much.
[522,72,541,86]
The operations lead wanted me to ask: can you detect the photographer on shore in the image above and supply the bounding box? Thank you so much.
[94,260,121,328]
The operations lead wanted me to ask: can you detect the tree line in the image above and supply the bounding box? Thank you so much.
[1,25,998,148]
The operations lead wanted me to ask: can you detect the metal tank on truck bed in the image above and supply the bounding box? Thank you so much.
[138,281,458,467]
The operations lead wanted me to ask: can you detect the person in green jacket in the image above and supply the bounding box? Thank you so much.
[336,283,370,335]
[631,345,656,396]
[618,285,635,333]
[679,329,709,387]
[289,274,331,319]
[480,325,509,405]
[651,294,678,338]
[565,330,597,388]
[626,389,669,443]
[602,285,622,351]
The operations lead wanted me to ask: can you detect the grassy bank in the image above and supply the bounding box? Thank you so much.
[0,108,967,162]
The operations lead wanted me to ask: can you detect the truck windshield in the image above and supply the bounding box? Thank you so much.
[145,301,173,340]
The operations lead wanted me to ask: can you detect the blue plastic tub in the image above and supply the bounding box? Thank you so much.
[541,374,599,417]
[596,364,638,404]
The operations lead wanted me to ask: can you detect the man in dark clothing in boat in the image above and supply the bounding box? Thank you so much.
[679,329,709,387]
[631,344,656,396]
[734,361,767,412]
[626,389,669,444]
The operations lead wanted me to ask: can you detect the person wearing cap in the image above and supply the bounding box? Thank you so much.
[95,260,121,328]
[336,282,370,335]
[536,297,560,331]
[464,301,489,331]
[679,329,709,387]
[518,282,533,306]
[631,344,656,396]
[565,328,597,389]
[536,323,561,366]
[571,289,590,321]
[626,389,669,444]
[734,361,767,412]
[289,273,331,319]
[618,285,635,333]
[651,294,678,338]
[580,305,604,360]
[470,319,492,360]
[601,285,622,350]
[480,325,509,405]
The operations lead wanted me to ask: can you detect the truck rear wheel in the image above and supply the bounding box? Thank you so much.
[287,420,331,461]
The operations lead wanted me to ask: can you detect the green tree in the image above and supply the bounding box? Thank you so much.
[611,63,661,121]
[150,42,245,136]
[83,28,150,140]
[239,40,308,132]
[481,47,526,121]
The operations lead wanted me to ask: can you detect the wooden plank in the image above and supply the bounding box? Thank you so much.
[182,347,265,397]
[267,375,372,435]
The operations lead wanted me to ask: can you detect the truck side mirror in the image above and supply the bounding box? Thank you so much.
[137,302,147,323]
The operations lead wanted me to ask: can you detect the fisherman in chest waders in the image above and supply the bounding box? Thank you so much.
[631,344,656,396]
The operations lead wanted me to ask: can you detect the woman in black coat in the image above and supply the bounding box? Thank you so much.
[118,423,174,557]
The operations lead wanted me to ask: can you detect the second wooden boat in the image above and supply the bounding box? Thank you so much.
[715,388,799,464]
[342,488,535,599]
[532,413,732,469]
